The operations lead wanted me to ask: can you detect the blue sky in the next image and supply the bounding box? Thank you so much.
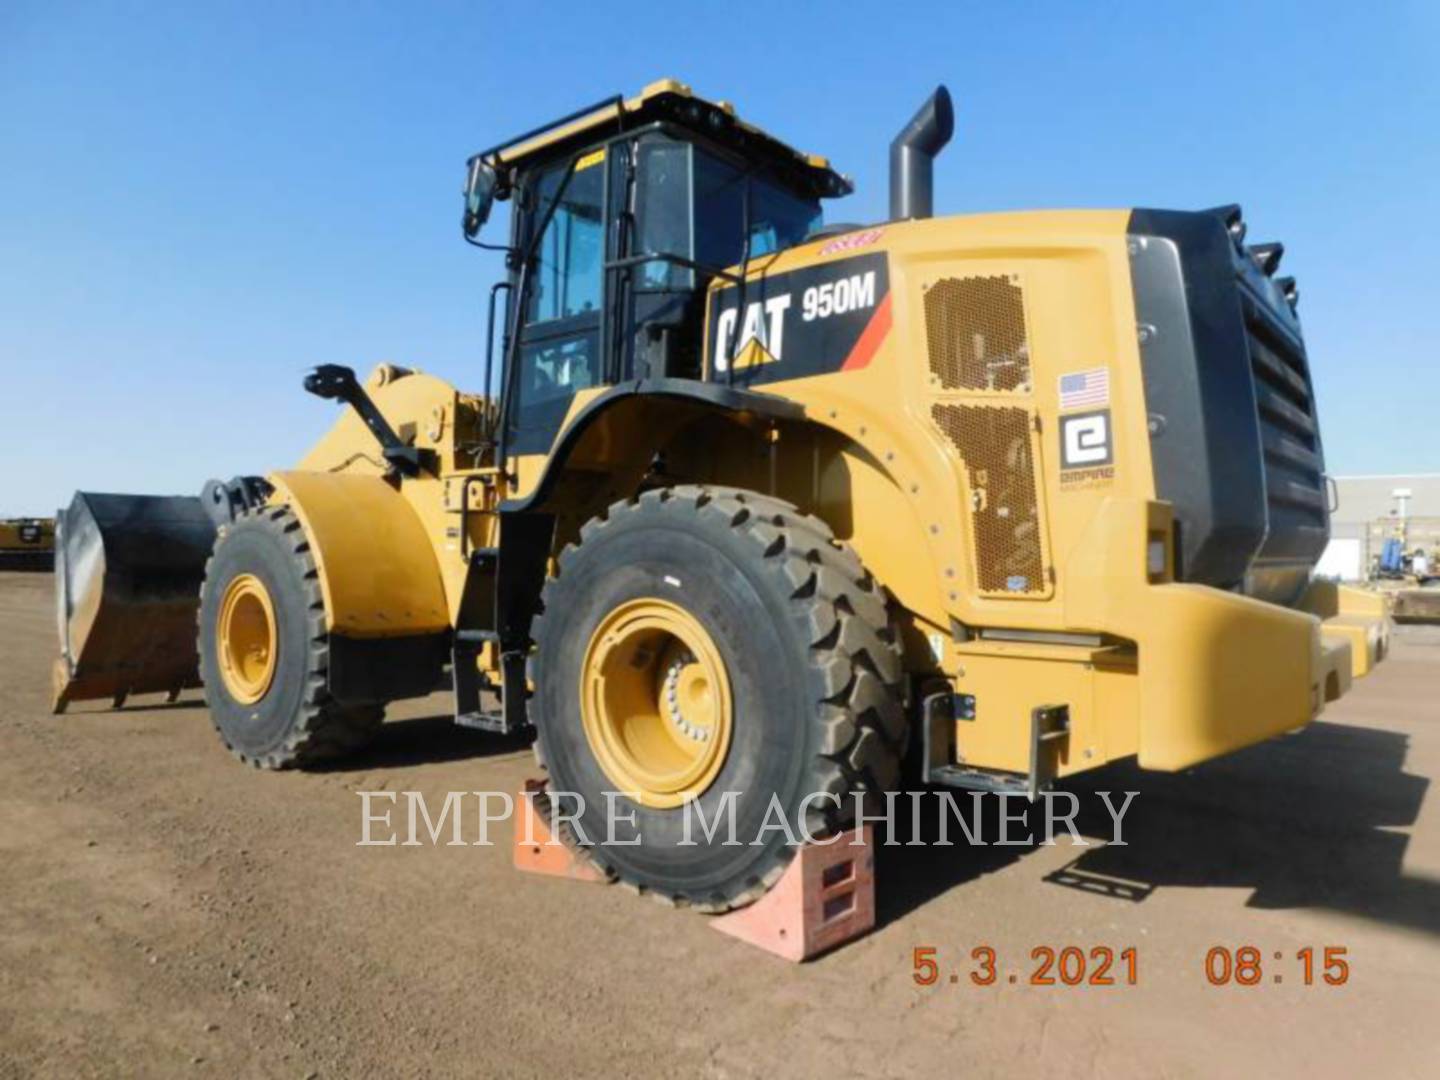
[2,1,1436,515]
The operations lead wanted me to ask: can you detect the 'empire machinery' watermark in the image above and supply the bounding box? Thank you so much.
[356,789,1139,849]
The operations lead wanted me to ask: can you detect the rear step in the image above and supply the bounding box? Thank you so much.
[921,694,1070,801]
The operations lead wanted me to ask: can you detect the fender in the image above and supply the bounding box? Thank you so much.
[500,375,952,632]
[267,470,450,637]
[501,377,803,513]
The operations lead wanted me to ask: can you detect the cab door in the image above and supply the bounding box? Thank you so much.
[506,151,608,456]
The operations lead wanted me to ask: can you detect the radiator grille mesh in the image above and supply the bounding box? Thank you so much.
[923,276,1031,392]
[931,403,1047,595]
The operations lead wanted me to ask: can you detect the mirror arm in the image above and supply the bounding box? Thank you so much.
[302,365,425,477]
[464,233,518,254]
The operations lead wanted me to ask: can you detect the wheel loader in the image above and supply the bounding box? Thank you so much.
[52,79,1389,908]
[0,517,54,571]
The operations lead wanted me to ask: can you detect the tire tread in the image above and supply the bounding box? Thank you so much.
[534,484,906,911]
[199,507,382,769]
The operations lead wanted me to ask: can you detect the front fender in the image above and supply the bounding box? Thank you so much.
[268,471,449,637]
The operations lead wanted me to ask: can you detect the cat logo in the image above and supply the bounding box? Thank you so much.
[707,252,890,386]
[729,339,779,370]
[713,295,791,372]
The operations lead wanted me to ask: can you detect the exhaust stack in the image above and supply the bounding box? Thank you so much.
[889,85,954,221]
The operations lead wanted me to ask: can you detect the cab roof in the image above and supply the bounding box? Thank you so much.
[471,78,852,200]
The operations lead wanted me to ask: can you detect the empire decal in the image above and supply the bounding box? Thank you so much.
[707,252,891,386]
[1059,409,1116,488]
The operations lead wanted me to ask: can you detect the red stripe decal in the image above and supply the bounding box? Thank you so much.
[840,293,893,372]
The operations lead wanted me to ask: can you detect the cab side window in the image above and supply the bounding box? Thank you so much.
[511,154,607,453]
[633,136,692,290]
[527,159,604,324]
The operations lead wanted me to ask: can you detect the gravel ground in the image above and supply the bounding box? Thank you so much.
[2,569,1438,1078]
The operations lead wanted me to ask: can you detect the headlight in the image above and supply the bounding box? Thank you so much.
[1148,534,1169,581]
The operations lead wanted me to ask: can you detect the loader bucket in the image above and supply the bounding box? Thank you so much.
[52,492,217,713]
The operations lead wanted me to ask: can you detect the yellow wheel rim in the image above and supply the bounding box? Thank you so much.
[580,597,733,809]
[217,573,278,705]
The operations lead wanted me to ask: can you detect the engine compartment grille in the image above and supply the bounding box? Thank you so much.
[931,403,1049,596]
[923,275,1032,392]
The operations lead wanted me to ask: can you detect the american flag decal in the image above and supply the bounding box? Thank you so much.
[1058,367,1110,410]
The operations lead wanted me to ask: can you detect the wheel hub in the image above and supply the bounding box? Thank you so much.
[663,649,718,744]
[580,598,733,808]
[217,573,277,705]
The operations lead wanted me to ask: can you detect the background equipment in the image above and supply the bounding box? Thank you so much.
[0,517,54,571]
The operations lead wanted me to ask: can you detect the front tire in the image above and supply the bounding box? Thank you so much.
[198,506,382,768]
[532,486,905,910]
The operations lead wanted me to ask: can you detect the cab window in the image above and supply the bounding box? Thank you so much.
[526,158,605,323]
[511,155,607,453]
[634,136,692,290]
[693,151,822,267]
[630,139,824,283]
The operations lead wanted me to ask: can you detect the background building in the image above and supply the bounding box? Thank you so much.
[1318,474,1440,580]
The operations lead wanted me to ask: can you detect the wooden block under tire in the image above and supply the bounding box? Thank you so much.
[710,826,875,962]
[512,779,612,883]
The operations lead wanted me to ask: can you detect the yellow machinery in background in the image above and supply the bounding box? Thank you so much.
[0,517,54,571]
[53,80,1388,909]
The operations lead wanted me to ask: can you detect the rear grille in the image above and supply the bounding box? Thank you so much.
[1242,291,1328,527]
[1129,206,1331,607]
[930,403,1049,596]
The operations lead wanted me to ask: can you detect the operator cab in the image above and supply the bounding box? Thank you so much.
[463,79,851,457]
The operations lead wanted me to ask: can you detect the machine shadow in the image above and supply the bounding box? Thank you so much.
[878,719,1438,938]
[64,697,207,714]
[312,713,533,771]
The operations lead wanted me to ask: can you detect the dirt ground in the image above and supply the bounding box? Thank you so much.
[2,569,1439,1078]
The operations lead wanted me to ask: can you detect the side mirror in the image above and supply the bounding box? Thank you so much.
[463,158,499,238]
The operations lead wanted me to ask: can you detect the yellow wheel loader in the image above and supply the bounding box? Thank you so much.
[53,79,1388,907]
[0,517,54,571]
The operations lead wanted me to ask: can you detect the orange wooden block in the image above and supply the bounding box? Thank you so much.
[512,779,610,883]
[710,825,875,962]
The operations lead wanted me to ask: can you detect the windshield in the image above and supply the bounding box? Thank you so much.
[630,136,823,289]
[694,149,822,268]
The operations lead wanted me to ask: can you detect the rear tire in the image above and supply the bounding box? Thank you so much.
[532,486,905,910]
[198,506,382,768]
